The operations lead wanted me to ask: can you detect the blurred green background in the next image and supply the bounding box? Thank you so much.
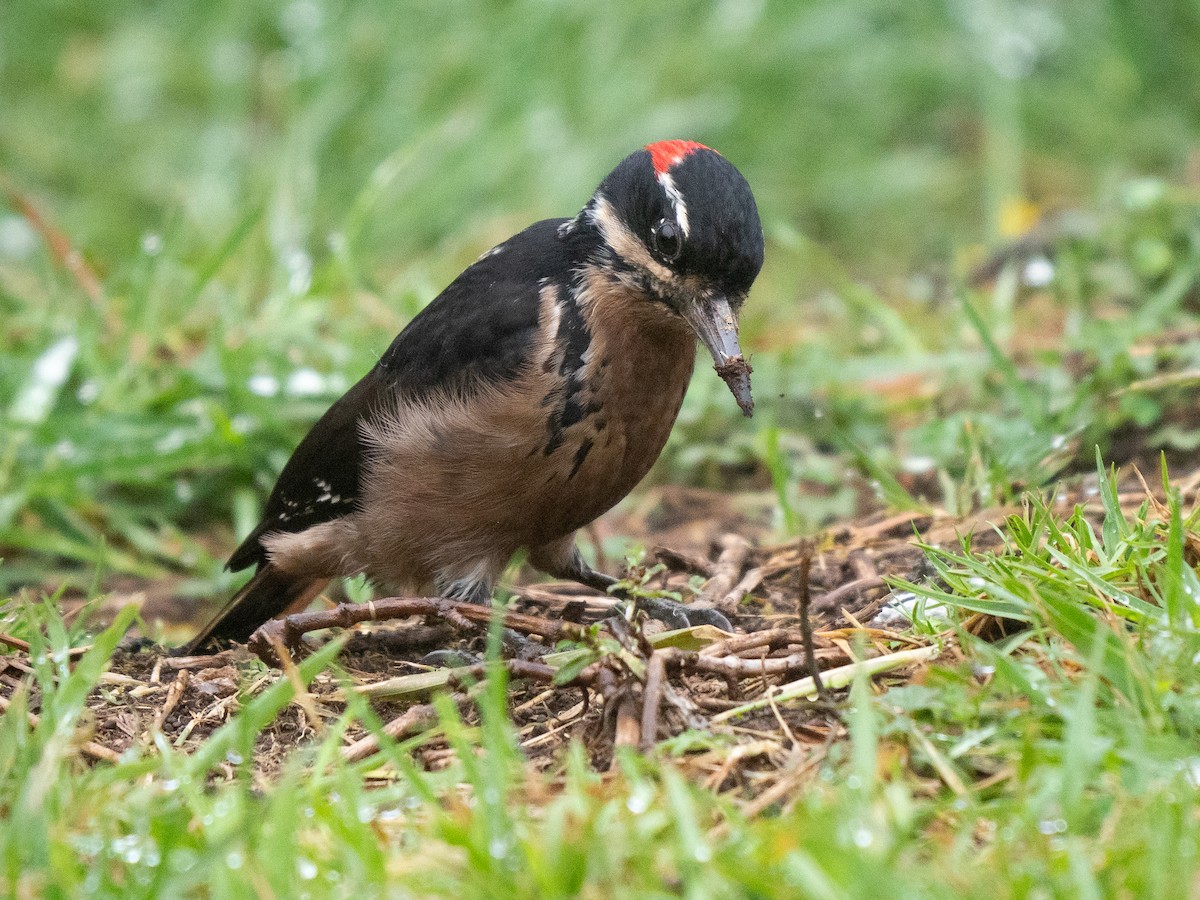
[2,0,1200,598]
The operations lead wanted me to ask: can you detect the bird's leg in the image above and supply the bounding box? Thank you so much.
[432,571,549,661]
[530,538,734,632]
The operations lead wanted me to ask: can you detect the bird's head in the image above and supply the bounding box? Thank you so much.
[571,140,764,416]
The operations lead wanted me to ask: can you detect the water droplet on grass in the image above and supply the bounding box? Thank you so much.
[489,836,512,860]
[156,430,188,453]
[10,336,79,425]
[626,784,653,814]
[248,374,280,397]
[286,367,326,397]
[77,380,100,404]
[1037,818,1067,835]
[1023,256,1054,287]
[297,856,318,880]
[0,215,37,259]
[286,250,313,295]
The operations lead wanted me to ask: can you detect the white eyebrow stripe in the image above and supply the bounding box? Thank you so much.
[656,170,690,238]
[588,195,675,285]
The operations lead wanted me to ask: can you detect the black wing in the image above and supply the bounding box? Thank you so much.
[227,217,575,572]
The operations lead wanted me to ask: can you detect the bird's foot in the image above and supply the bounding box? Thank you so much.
[634,597,733,632]
[560,559,735,632]
[421,648,480,668]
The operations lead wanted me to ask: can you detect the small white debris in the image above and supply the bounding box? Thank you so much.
[871,590,949,628]
[901,455,936,474]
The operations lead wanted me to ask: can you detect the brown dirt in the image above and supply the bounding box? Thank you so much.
[2,462,1197,792]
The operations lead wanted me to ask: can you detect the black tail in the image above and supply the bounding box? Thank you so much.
[184,565,329,653]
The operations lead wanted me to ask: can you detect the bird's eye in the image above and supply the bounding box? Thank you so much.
[651,219,683,263]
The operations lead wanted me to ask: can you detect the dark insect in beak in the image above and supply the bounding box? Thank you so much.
[681,294,754,417]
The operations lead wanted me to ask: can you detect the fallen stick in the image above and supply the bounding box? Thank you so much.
[342,701,446,763]
[651,546,717,578]
[640,652,669,751]
[811,575,888,613]
[797,542,825,699]
[249,596,590,666]
[688,649,841,678]
[611,694,641,764]
[152,669,189,732]
[711,644,941,723]
[694,534,752,614]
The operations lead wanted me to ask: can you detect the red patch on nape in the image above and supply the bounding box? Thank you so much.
[646,139,711,176]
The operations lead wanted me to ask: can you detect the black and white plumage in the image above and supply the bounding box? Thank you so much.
[187,141,764,651]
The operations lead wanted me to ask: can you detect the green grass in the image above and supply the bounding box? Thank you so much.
[3,0,1200,586]
[5,461,1200,895]
[5,1,1200,894]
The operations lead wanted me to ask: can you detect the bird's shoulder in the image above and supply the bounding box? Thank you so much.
[228,217,582,571]
[376,217,581,396]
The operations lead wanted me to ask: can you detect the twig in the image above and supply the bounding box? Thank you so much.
[797,541,825,700]
[0,631,89,659]
[249,596,589,666]
[811,575,887,613]
[1,176,109,315]
[651,546,717,578]
[521,710,587,749]
[767,691,800,750]
[511,687,557,716]
[152,669,189,732]
[738,747,827,820]
[700,629,801,658]
[341,702,445,763]
[687,649,840,678]
[269,633,325,735]
[640,652,669,751]
[162,648,246,670]
[907,724,968,797]
[711,644,940,722]
[611,694,641,766]
[719,567,763,612]
[0,633,31,653]
[695,534,752,614]
[848,510,931,543]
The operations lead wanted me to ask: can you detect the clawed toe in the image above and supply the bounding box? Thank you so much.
[636,597,733,632]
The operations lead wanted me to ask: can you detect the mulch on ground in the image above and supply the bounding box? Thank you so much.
[2,462,1196,799]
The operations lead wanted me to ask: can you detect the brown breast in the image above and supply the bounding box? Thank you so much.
[528,274,696,542]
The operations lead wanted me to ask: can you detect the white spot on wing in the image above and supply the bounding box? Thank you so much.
[477,241,507,262]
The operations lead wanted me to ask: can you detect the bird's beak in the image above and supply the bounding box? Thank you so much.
[682,294,754,417]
